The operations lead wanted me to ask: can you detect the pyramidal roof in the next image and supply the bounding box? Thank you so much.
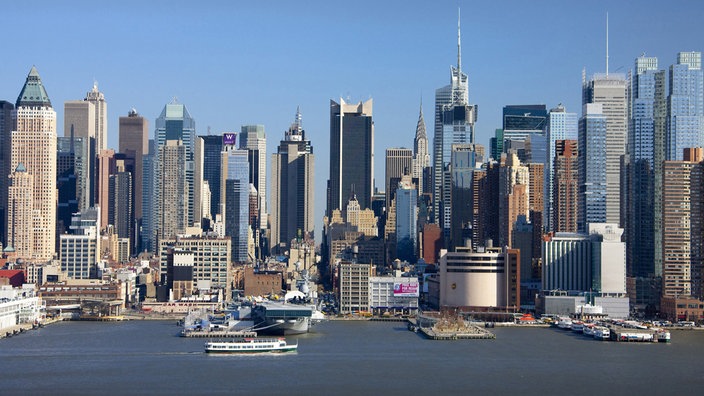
[415,100,427,140]
[16,66,52,108]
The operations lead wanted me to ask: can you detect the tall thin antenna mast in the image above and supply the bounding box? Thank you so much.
[457,7,461,74]
[606,12,609,76]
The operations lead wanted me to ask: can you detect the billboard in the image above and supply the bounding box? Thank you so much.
[393,282,419,297]
[223,132,237,146]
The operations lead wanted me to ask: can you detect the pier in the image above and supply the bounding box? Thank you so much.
[181,330,257,338]
[408,318,496,340]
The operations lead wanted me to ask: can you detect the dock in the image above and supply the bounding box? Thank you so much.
[408,318,496,340]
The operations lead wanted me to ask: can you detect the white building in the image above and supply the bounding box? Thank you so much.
[0,285,43,331]
[369,274,419,315]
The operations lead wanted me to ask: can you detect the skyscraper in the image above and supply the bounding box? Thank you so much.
[199,134,225,221]
[581,69,627,227]
[544,104,578,231]
[7,67,57,260]
[239,125,267,233]
[96,149,115,231]
[154,102,196,226]
[412,100,431,196]
[552,140,579,233]
[395,174,418,262]
[119,109,149,230]
[222,146,249,263]
[666,52,703,161]
[63,99,96,211]
[327,98,374,216]
[270,108,314,252]
[578,103,608,232]
[624,55,665,295]
[433,12,477,235]
[0,100,14,245]
[385,148,413,211]
[501,104,547,163]
[85,83,108,152]
[156,140,189,242]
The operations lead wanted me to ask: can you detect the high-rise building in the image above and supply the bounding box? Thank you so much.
[501,104,548,163]
[624,55,666,297]
[498,152,529,248]
[552,140,579,233]
[7,67,57,260]
[84,83,108,152]
[57,136,90,244]
[544,104,578,231]
[240,125,267,234]
[412,100,431,196]
[108,160,133,240]
[96,149,115,231]
[449,144,478,250]
[433,14,477,232]
[666,52,703,161]
[395,174,418,262]
[118,109,149,229]
[327,98,374,216]
[661,148,704,298]
[581,70,627,228]
[63,99,96,211]
[141,140,156,252]
[385,148,413,212]
[200,134,226,220]
[60,208,100,279]
[270,109,314,252]
[578,103,608,232]
[0,100,14,246]
[156,140,189,242]
[221,146,249,262]
[154,102,196,226]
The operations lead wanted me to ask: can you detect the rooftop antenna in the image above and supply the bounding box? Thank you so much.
[605,12,609,76]
[457,7,462,74]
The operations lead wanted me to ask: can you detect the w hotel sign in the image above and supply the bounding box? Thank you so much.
[223,132,237,146]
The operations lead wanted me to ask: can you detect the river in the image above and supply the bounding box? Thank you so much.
[1,320,703,395]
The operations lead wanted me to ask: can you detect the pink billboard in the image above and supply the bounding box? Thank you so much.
[393,282,419,297]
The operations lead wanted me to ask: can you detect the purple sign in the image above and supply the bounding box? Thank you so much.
[393,282,419,297]
[223,132,237,146]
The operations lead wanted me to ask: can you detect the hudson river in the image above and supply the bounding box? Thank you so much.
[2,320,703,395]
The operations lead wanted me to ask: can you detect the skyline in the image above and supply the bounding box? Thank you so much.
[2,0,704,237]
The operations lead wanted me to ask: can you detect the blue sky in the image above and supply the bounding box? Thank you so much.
[1,0,702,240]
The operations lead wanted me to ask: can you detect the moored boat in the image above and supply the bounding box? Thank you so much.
[593,326,610,340]
[205,337,297,353]
[556,318,572,330]
[656,329,671,343]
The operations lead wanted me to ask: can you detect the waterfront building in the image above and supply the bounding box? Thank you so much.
[327,98,374,216]
[624,55,666,307]
[84,83,108,152]
[221,146,249,262]
[661,148,704,299]
[7,67,57,261]
[581,70,628,229]
[412,100,431,196]
[544,104,578,231]
[338,262,373,314]
[436,246,519,310]
[158,236,232,298]
[60,208,101,279]
[433,15,477,231]
[156,140,189,242]
[118,109,149,231]
[270,109,314,252]
[578,103,608,231]
[552,140,579,233]
[369,274,419,315]
[0,101,14,246]
[0,285,42,332]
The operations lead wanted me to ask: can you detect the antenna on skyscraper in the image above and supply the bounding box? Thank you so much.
[605,12,609,76]
[457,7,462,74]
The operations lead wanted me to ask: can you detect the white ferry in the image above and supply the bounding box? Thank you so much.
[205,337,297,354]
[593,326,610,340]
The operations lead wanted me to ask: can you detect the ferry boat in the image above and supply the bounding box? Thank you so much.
[556,318,572,330]
[571,321,584,333]
[582,323,595,337]
[205,337,297,354]
[655,329,671,343]
[593,326,610,340]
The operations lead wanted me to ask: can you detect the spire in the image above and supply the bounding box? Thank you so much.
[457,7,462,74]
[415,97,427,140]
[605,12,609,76]
[16,66,52,108]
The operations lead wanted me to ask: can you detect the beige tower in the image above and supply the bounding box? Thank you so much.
[85,82,108,152]
[8,66,57,260]
[6,164,33,256]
